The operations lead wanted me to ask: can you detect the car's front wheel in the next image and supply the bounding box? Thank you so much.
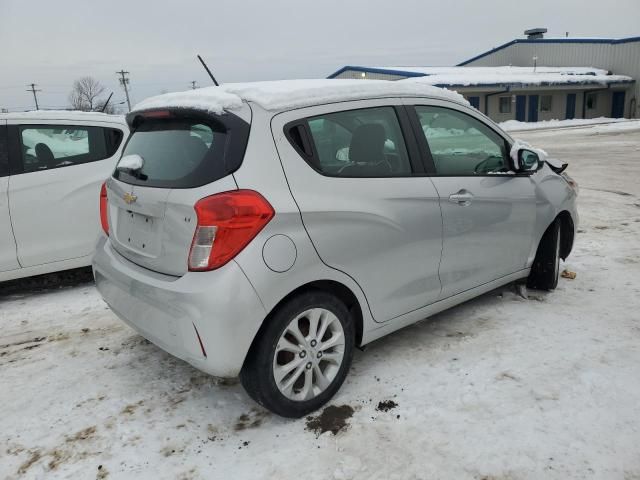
[240,290,355,418]
[527,219,561,290]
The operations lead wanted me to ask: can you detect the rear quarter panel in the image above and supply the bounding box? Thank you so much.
[231,103,376,342]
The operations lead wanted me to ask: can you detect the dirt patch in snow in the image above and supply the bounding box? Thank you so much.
[66,426,97,443]
[306,405,354,436]
[376,400,398,412]
[17,450,42,475]
[121,400,144,415]
[97,464,109,479]
[234,409,270,431]
[0,336,47,349]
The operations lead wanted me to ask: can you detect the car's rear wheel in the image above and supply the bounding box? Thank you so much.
[527,219,561,290]
[240,290,355,418]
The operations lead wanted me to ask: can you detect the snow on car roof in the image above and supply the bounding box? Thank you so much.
[370,66,633,87]
[0,110,126,124]
[131,79,468,114]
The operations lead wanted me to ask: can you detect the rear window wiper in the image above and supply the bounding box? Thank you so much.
[117,154,148,180]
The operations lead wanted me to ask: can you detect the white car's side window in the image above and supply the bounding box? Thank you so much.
[19,125,123,173]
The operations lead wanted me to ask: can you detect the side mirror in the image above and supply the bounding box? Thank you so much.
[513,148,541,172]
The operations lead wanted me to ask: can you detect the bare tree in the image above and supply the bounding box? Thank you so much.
[68,76,106,111]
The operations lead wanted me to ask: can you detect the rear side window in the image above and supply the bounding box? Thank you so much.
[18,125,124,173]
[115,112,249,189]
[295,106,412,177]
[0,125,8,177]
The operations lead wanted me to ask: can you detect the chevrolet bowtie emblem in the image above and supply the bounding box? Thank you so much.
[123,192,138,204]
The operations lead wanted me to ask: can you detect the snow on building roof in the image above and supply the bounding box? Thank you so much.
[131,79,467,114]
[0,110,126,124]
[331,66,634,88]
[402,66,633,87]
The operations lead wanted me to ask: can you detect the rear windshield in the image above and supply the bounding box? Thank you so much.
[114,112,249,188]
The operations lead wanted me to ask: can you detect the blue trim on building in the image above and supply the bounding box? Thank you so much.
[457,36,640,66]
[327,65,427,79]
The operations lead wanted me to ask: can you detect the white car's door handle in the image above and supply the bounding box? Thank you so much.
[449,191,474,206]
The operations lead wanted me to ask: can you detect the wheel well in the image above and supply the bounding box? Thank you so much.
[556,211,575,260]
[244,280,364,369]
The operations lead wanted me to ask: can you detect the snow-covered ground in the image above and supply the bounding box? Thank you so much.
[2,125,640,480]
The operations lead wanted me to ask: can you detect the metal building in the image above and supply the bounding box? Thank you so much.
[328,30,639,122]
[460,31,640,119]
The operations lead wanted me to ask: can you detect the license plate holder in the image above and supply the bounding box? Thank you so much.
[117,209,160,255]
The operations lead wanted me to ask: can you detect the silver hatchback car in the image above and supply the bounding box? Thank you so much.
[93,79,578,417]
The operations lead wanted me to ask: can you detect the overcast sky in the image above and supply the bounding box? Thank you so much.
[1,0,639,112]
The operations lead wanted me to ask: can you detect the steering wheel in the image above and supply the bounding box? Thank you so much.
[474,157,492,174]
[474,156,506,174]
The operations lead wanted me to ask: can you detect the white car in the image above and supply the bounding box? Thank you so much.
[0,111,128,282]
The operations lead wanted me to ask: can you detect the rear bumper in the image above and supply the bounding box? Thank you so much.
[93,236,267,377]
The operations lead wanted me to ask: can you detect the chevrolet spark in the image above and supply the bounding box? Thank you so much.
[93,79,578,417]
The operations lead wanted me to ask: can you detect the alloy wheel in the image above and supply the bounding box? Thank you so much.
[272,308,346,401]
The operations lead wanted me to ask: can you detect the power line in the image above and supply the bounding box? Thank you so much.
[26,83,41,110]
[116,70,132,112]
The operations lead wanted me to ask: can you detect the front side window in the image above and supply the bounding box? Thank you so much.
[586,93,598,110]
[540,95,553,112]
[303,106,412,177]
[499,97,511,113]
[18,125,120,173]
[415,106,509,176]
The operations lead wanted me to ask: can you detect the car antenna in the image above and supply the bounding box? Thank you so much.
[197,54,220,86]
[101,92,114,112]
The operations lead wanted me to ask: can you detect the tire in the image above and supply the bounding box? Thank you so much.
[527,219,561,290]
[240,290,355,418]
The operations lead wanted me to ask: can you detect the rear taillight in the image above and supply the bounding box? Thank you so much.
[188,190,274,271]
[99,182,109,236]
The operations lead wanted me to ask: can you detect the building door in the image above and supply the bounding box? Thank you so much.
[515,95,526,121]
[566,93,576,119]
[528,95,539,122]
[467,96,480,110]
[611,91,626,118]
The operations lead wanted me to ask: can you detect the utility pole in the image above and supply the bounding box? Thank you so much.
[116,70,132,112]
[190,80,198,90]
[26,83,41,110]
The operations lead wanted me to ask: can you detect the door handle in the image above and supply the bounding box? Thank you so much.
[449,190,474,206]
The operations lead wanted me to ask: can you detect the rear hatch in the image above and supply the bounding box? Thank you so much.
[106,107,251,276]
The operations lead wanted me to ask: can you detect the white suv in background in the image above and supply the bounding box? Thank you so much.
[0,111,128,282]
